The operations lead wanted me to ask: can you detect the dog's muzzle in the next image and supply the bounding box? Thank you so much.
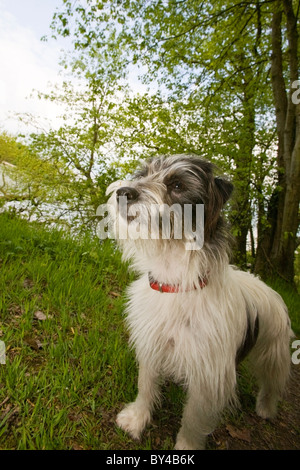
[116,186,140,223]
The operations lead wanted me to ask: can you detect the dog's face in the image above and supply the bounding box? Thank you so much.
[106,155,233,248]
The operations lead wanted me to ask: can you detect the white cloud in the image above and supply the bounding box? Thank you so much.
[0,6,64,134]
[0,1,151,136]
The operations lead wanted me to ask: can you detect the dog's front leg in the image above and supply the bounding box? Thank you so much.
[116,362,160,440]
[175,390,218,450]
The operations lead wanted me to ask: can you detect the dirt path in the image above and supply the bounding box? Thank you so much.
[209,364,300,450]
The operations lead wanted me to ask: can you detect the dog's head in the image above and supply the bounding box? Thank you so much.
[106,155,233,249]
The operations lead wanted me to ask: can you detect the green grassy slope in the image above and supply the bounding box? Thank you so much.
[0,213,298,449]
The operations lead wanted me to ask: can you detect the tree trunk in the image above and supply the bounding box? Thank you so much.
[230,56,256,269]
[255,0,300,283]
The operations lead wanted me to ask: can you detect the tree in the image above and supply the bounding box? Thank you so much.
[50,0,299,280]
[0,132,26,165]
[24,73,133,228]
[255,0,300,283]
[3,71,135,229]
[0,131,73,224]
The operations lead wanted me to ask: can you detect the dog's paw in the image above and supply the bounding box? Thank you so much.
[175,430,206,450]
[116,402,151,440]
[255,401,277,420]
[174,436,200,450]
[255,391,278,420]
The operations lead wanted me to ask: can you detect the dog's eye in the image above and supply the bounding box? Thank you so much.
[171,180,184,191]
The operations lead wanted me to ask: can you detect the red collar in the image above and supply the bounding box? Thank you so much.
[148,273,208,293]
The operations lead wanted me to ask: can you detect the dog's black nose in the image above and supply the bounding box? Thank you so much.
[116,187,139,202]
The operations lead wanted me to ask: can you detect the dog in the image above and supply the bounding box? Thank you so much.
[106,154,292,450]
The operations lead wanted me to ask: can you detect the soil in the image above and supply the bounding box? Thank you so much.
[208,364,300,450]
[131,364,300,450]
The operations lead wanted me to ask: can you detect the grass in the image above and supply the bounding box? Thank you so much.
[0,212,299,450]
[0,212,139,449]
[266,277,300,336]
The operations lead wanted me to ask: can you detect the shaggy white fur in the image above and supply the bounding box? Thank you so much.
[106,155,292,450]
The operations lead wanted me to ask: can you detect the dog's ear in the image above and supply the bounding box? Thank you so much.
[214,177,233,205]
[205,177,233,241]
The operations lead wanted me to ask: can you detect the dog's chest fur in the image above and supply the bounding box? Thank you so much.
[125,270,247,385]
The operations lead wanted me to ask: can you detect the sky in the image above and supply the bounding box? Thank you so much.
[0,0,70,135]
[0,1,149,137]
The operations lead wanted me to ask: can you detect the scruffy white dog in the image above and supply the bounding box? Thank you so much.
[106,155,292,450]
